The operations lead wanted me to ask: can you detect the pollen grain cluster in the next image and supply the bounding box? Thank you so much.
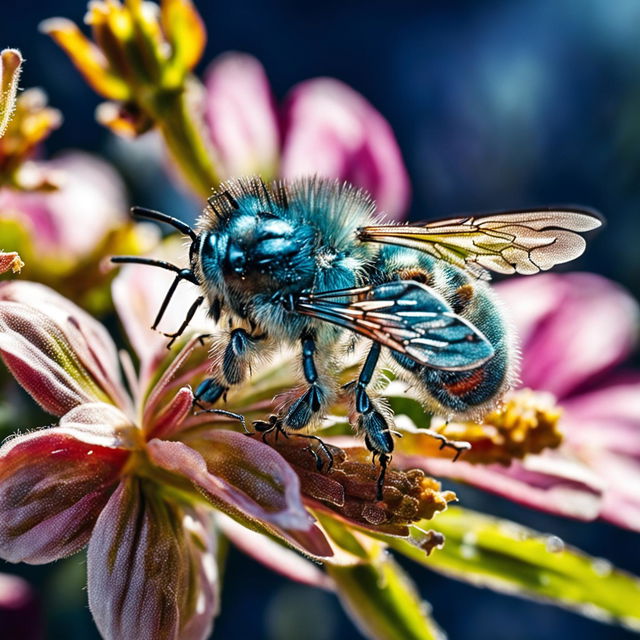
[437,388,563,465]
[255,434,456,535]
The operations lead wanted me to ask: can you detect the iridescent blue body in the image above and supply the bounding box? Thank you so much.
[192,177,513,461]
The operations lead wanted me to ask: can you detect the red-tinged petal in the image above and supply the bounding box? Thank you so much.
[413,451,603,521]
[204,53,280,179]
[281,78,410,219]
[217,513,334,589]
[88,478,218,640]
[496,273,639,398]
[146,385,194,439]
[146,435,314,532]
[0,251,23,275]
[0,281,131,415]
[0,423,129,564]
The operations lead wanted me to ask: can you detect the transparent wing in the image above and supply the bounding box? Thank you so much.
[358,209,603,279]
[296,281,494,370]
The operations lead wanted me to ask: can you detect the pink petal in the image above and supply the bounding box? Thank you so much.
[0,281,131,415]
[281,78,410,219]
[0,418,129,564]
[413,451,603,520]
[217,513,334,589]
[584,450,640,532]
[495,273,639,398]
[0,152,127,258]
[146,386,195,439]
[146,435,314,532]
[561,374,640,457]
[111,241,211,383]
[88,478,218,640]
[204,52,280,179]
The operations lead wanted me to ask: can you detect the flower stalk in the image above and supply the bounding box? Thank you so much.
[42,0,220,198]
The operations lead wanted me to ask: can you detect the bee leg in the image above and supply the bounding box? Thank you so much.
[194,328,266,413]
[425,428,471,461]
[161,295,205,348]
[194,377,228,406]
[354,343,395,499]
[192,401,249,434]
[283,332,327,431]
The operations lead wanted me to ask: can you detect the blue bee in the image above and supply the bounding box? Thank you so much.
[113,177,601,496]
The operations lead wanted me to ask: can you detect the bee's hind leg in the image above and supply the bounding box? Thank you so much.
[254,415,334,472]
[349,342,395,500]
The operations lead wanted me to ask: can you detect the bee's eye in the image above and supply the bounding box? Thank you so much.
[199,231,218,261]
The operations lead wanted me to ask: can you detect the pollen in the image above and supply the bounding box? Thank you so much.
[436,388,563,465]
[253,433,456,535]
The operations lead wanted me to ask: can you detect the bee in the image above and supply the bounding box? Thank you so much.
[113,177,602,495]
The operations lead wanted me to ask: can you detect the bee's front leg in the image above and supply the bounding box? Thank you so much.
[194,328,266,408]
[283,331,329,430]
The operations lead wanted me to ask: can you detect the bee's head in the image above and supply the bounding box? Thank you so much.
[198,210,317,294]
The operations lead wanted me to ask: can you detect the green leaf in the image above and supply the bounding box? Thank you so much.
[327,543,444,640]
[387,506,640,632]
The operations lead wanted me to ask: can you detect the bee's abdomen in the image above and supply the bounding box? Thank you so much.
[381,248,513,417]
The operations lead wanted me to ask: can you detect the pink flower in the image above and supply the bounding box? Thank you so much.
[204,52,410,219]
[410,272,639,528]
[0,275,330,640]
[0,253,456,639]
[496,272,640,531]
[0,152,127,259]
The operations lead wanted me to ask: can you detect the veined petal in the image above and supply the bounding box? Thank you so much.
[0,281,130,415]
[145,385,196,440]
[88,478,218,640]
[204,53,280,179]
[496,273,640,398]
[0,419,129,564]
[40,18,130,101]
[281,78,410,219]
[412,451,603,521]
[217,513,334,589]
[147,434,314,532]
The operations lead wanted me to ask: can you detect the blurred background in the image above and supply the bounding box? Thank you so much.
[1,0,639,638]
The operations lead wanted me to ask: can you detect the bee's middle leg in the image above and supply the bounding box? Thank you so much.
[350,342,395,499]
[283,331,330,430]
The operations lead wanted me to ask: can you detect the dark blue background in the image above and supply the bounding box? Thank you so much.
[2,1,640,638]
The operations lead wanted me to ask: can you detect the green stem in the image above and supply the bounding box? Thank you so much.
[148,77,220,198]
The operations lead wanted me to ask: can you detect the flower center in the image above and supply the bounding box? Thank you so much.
[434,388,563,465]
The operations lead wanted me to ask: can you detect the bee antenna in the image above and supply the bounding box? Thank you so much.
[130,206,198,243]
[110,256,199,284]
